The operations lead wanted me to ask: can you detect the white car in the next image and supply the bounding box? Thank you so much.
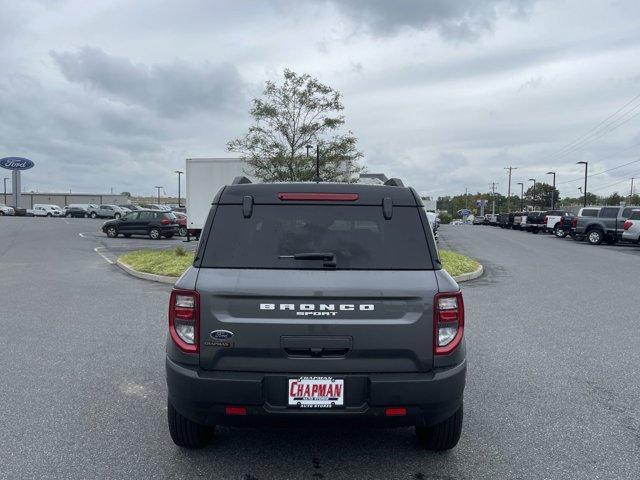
[622,209,640,244]
[0,203,15,215]
[32,204,64,217]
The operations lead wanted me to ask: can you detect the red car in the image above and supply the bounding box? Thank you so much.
[173,212,188,237]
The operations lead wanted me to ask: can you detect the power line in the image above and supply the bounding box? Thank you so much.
[556,156,640,185]
[547,92,640,162]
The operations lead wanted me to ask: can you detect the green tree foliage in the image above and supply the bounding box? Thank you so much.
[227,69,364,182]
[524,182,560,210]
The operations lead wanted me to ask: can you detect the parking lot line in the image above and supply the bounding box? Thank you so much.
[94,247,114,265]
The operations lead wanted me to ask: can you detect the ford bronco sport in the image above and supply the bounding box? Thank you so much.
[166,178,466,450]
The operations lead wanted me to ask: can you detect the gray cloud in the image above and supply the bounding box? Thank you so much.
[50,47,246,116]
[328,0,537,42]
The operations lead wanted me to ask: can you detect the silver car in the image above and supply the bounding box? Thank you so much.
[87,204,128,219]
[622,209,640,243]
[0,203,15,215]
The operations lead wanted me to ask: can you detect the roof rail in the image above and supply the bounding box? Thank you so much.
[384,178,404,187]
[232,176,252,185]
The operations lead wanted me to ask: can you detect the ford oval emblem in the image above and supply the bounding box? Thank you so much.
[210,330,234,340]
[0,157,35,171]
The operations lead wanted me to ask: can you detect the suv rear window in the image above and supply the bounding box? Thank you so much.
[201,205,432,270]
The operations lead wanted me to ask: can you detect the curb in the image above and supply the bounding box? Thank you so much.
[116,259,177,285]
[453,263,484,283]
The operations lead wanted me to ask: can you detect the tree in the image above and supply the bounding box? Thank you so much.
[228,69,364,182]
[605,192,623,206]
[120,192,131,197]
[524,182,559,210]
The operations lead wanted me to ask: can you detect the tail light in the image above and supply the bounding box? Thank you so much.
[544,216,548,224]
[161,218,171,225]
[169,289,199,353]
[434,292,464,355]
[571,217,577,228]
[624,220,632,230]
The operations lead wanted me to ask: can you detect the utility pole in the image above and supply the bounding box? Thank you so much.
[174,170,184,207]
[517,182,524,211]
[154,186,163,205]
[312,145,322,182]
[631,177,636,201]
[489,182,497,215]
[546,171,556,209]
[465,187,468,209]
[504,166,517,211]
[577,161,588,207]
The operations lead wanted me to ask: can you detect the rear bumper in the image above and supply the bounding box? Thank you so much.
[166,357,466,427]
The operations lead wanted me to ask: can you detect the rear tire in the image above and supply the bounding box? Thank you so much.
[587,229,604,245]
[90,212,97,219]
[149,228,161,240]
[555,227,566,238]
[114,213,121,219]
[416,404,463,451]
[84,213,89,218]
[106,226,118,238]
[178,227,187,237]
[167,401,214,449]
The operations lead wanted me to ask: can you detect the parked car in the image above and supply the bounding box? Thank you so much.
[32,204,64,217]
[63,204,90,218]
[472,215,484,225]
[165,179,465,451]
[0,203,15,215]
[521,211,546,233]
[173,212,188,237]
[140,203,171,212]
[101,210,179,239]
[87,204,128,219]
[512,212,526,230]
[497,213,510,228]
[572,205,639,245]
[554,213,576,238]
[120,204,141,211]
[542,210,571,234]
[622,209,640,244]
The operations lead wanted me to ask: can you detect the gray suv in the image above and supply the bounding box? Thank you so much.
[573,205,639,245]
[165,179,466,450]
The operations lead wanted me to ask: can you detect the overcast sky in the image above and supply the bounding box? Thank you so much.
[1,0,640,199]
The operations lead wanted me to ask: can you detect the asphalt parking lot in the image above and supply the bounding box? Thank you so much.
[1,218,639,479]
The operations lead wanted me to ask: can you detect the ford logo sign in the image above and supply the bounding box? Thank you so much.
[0,157,35,171]
[210,330,234,340]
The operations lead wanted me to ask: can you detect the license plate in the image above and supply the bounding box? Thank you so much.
[288,377,344,408]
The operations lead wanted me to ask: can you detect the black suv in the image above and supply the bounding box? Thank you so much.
[165,178,466,450]
[101,210,178,239]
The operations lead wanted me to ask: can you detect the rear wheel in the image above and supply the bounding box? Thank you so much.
[114,213,121,219]
[106,226,118,238]
[149,228,161,240]
[90,212,97,219]
[587,229,604,245]
[416,404,463,451]
[178,227,187,237]
[167,401,214,449]
[47,213,52,217]
[555,227,566,238]
[84,213,89,218]
[531,228,539,234]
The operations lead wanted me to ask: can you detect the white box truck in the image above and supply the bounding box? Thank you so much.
[185,158,251,237]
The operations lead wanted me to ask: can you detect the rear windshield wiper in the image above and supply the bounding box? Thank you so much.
[278,252,337,268]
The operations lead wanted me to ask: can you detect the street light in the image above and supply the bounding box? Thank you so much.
[528,178,536,209]
[577,161,588,207]
[154,186,163,205]
[174,170,184,207]
[306,144,313,157]
[546,171,556,209]
[517,182,524,211]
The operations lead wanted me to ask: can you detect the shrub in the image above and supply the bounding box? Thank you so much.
[174,246,187,257]
[439,212,452,224]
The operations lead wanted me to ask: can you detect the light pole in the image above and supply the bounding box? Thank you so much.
[517,182,524,211]
[577,161,588,207]
[306,144,313,157]
[174,170,183,207]
[3,177,8,205]
[546,171,556,209]
[528,178,536,209]
[504,166,517,211]
[154,186,163,205]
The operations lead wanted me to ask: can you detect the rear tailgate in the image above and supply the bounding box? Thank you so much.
[196,269,438,373]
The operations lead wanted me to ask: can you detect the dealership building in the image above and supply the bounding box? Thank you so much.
[2,192,130,208]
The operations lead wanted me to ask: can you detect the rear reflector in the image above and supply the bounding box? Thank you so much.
[225,406,247,416]
[385,407,407,417]
[277,192,359,201]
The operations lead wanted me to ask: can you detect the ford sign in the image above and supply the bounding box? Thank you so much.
[210,330,234,340]
[0,157,34,171]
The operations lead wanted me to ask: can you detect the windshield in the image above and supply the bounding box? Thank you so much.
[201,205,433,270]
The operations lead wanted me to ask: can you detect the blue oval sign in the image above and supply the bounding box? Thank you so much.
[0,157,34,171]
[210,330,234,340]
